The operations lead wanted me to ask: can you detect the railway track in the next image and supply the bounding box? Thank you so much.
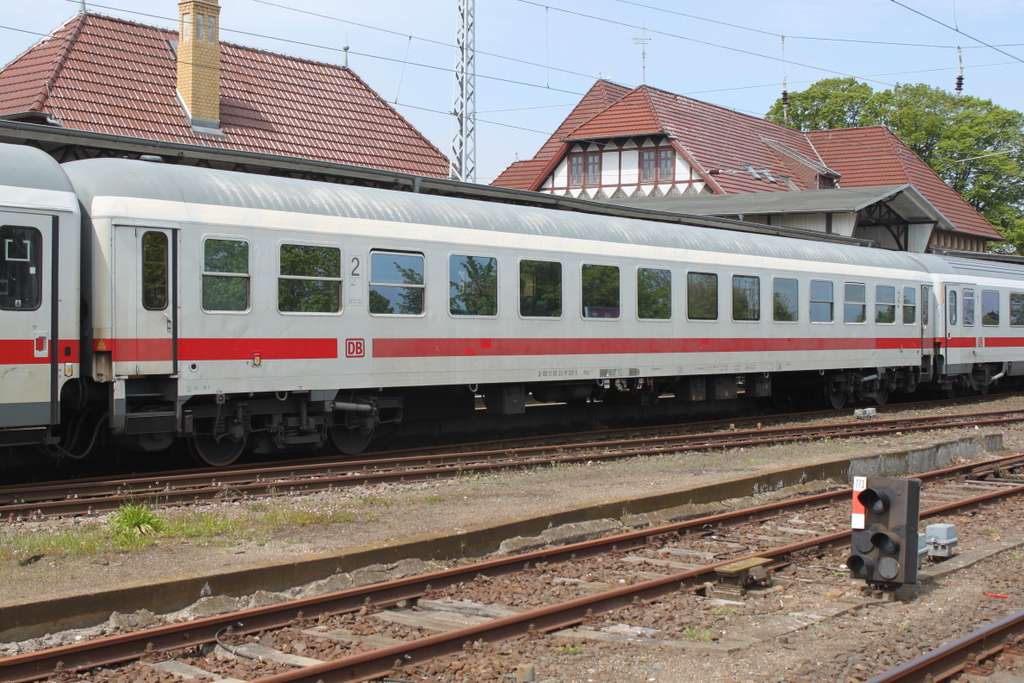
[2,407,1021,521]
[3,454,1021,683]
[866,609,1024,682]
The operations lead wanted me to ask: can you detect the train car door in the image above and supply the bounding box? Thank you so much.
[0,213,57,431]
[920,285,934,356]
[942,284,968,373]
[114,227,177,376]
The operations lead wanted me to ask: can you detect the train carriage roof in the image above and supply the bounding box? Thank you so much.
[0,142,75,193]
[62,157,940,274]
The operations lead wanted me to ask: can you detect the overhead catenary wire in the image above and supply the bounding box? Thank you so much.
[516,0,899,88]
[613,0,1023,51]
[889,0,1024,64]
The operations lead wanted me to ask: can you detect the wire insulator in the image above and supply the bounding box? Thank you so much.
[955,74,964,94]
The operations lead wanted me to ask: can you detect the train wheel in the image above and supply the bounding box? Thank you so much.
[824,385,847,410]
[189,432,247,467]
[874,389,889,406]
[329,425,373,455]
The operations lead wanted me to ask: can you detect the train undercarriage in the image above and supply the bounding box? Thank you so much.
[29,356,1012,467]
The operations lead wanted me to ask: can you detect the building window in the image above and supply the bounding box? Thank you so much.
[279,244,342,314]
[772,277,798,322]
[659,149,674,181]
[569,154,583,186]
[687,272,718,320]
[0,225,41,311]
[640,147,676,184]
[875,285,896,324]
[369,251,423,315]
[520,259,562,317]
[582,264,619,319]
[732,275,760,321]
[449,255,497,316]
[810,279,833,323]
[844,283,866,323]
[568,151,601,187]
[982,290,1000,326]
[203,238,249,312]
[637,268,671,320]
[903,286,916,325]
[962,288,975,326]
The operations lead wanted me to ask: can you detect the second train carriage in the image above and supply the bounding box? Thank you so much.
[4,140,1024,466]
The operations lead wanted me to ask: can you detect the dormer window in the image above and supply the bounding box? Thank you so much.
[569,151,601,187]
[641,147,675,183]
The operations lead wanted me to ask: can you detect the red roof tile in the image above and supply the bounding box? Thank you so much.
[0,13,449,177]
[492,79,630,190]
[809,127,1002,240]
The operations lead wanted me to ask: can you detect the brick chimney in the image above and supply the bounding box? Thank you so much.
[177,0,222,134]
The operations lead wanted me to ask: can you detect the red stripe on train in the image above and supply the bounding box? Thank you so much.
[372,337,930,358]
[91,338,338,362]
[0,340,80,364]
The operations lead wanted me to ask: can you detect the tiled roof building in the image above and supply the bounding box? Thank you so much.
[0,3,449,177]
[494,80,1000,251]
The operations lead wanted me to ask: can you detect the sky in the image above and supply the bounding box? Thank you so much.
[1,0,1022,184]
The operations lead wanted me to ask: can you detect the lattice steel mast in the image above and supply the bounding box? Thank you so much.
[450,0,476,183]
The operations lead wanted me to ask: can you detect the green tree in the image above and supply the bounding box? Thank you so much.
[767,79,1024,251]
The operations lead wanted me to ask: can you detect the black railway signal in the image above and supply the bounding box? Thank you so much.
[848,476,921,586]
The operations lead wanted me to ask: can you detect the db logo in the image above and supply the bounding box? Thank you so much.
[345,339,365,358]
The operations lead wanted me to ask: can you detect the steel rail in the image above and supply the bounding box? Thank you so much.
[251,480,1024,683]
[1,456,1020,683]
[864,609,1024,683]
[2,402,1013,503]
[3,410,1021,520]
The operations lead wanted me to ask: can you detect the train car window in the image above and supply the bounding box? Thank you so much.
[449,255,497,316]
[875,285,896,324]
[687,272,717,320]
[1010,293,1024,326]
[202,238,250,312]
[844,283,866,323]
[369,251,423,315]
[903,286,916,324]
[0,225,41,310]
[142,231,168,311]
[962,288,975,326]
[279,244,342,314]
[637,267,671,320]
[982,290,999,326]
[582,264,620,319]
[520,260,562,317]
[732,275,760,321]
[809,280,833,323]
[948,290,958,325]
[772,277,798,322]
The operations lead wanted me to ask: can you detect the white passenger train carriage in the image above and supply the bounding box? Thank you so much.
[0,145,80,449]
[3,141,1024,466]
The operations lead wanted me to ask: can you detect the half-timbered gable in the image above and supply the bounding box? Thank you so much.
[494,80,1001,253]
